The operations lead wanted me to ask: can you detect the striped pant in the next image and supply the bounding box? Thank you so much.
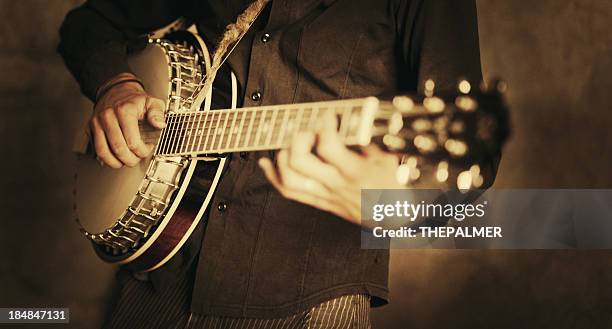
[103,269,372,329]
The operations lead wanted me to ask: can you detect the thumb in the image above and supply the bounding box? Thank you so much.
[145,96,167,129]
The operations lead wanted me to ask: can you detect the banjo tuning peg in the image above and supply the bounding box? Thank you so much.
[458,80,472,94]
[424,79,435,97]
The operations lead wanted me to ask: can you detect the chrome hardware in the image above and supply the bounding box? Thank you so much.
[436,161,450,183]
[455,96,478,112]
[383,134,406,151]
[444,139,468,157]
[387,112,404,135]
[424,79,436,97]
[155,156,188,166]
[414,135,438,153]
[137,191,167,206]
[130,226,147,235]
[458,80,472,94]
[82,36,203,254]
[128,207,157,222]
[146,175,180,189]
[392,96,415,112]
[457,164,484,190]
[396,156,421,185]
[423,97,445,113]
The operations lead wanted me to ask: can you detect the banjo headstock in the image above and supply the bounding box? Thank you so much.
[368,79,511,189]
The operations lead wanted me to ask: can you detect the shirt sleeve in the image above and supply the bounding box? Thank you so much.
[395,0,482,93]
[57,0,195,101]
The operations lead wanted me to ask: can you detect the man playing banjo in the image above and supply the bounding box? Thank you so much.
[59,0,497,327]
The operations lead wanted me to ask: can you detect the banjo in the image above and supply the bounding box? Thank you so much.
[73,30,509,272]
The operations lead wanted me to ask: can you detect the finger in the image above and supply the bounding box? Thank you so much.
[278,150,333,197]
[99,110,141,167]
[287,133,346,190]
[316,111,364,178]
[116,105,154,158]
[258,157,285,191]
[259,157,348,216]
[90,117,123,169]
[362,144,385,156]
[290,131,316,154]
[145,97,167,129]
[259,156,317,200]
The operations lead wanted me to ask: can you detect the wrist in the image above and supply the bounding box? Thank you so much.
[95,73,145,103]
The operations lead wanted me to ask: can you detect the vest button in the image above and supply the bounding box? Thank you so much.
[261,33,271,43]
[217,202,228,212]
[251,91,262,102]
[240,152,249,159]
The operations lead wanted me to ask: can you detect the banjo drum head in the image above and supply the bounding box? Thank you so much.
[75,43,171,235]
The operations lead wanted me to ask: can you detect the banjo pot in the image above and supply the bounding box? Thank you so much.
[75,31,229,272]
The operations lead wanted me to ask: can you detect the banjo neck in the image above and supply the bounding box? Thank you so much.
[152,97,383,157]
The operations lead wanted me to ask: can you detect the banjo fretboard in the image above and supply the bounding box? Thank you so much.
[154,98,380,156]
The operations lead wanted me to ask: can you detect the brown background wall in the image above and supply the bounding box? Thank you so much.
[1,1,611,328]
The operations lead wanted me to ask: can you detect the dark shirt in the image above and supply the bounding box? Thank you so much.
[58,0,484,318]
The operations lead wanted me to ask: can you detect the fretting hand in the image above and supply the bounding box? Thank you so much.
[258,112,405,225]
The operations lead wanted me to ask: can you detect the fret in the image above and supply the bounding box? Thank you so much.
[308,107,320,131]
[211,111,224,152]
[208,111,220,152]
[339,106,351,138]
[173,113,184,154]
[215,111,231,152]
[264,108,279,147]
[276,108,290,148]
[346,106,361,141]
[293,107,304,139]
[298,109,307,133]
[158,113,172,154]
[179,112,190,154]
[244,110,256,149]
[195,111,209,153]
[183,112,196,154]
[234,110,247,150]
[189,111,203,153]
[254,109,267,148]
[181,113,193,153]
[175,113,188,154]
[287,108,299,136]
[191,111,204,153]
[201,111,213,153]
[190,112,200,152]
[224,111,239,151]
[183,113,194,153]
[164,112,179,155]
[190,111,203,153]
[262,110,273,147]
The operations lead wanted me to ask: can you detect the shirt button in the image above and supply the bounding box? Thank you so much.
[217,202,228,212]
[261,33,271,43]
[240,152,249,159]
[251,91,262,102]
